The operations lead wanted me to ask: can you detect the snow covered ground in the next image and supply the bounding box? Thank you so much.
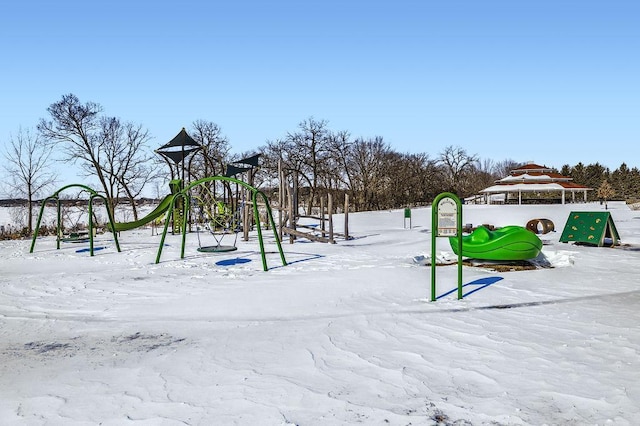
[1,201,639,425]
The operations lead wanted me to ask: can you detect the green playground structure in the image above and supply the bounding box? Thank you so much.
[109,179,184,233]
[155,176,287,271]
[30,184,121,256]
[449,225,542,261]
[108,194,173,232]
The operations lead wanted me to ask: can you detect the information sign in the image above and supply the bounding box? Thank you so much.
[437,198,458,236]
[431,192,463,301]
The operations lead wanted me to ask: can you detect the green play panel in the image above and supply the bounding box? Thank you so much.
[560,211,620,247]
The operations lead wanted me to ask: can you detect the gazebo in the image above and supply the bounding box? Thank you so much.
[478,163,592,205]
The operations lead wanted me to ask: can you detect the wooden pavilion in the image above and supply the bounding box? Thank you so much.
[478,163,592,205]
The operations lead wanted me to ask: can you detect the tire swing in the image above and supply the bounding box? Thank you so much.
[194,197,241,253]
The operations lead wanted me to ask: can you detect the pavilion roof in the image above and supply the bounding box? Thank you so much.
[480,181,592,193]
[499,172,572,183]
[481,162,592,193]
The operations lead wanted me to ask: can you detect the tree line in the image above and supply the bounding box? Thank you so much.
[2,94,639,234]
[256,117,639,212]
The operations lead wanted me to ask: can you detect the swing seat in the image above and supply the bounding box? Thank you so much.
[197,245,238,253]
[194,195,242,253]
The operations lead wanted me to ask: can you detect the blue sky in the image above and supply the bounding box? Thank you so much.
[1,0,639,190]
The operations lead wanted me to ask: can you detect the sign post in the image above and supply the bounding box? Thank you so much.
[431,192,463,301]
[403,208,412,229]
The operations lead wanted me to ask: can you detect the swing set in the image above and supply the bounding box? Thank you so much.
[155,176,287,271]
[30,184,122,256]
[193,188,243,253]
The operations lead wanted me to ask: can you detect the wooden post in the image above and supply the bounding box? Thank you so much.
[320,197,325,233]
[293,172,299,218]
[288,188,295,244]
[328,193,335,244]
[278,160,284,241]
[344,193,349,240]
[243,202,250,241]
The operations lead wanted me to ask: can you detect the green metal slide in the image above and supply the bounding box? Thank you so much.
[109,194,174,232]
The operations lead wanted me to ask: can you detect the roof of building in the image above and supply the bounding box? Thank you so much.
[481,162,592,193]
[511,163,552,173]
[480,182,591,193]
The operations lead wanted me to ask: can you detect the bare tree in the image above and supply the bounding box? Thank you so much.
[38,94,107,185]
[346,137,391,211]
[324,130,353,192]
[259,118,332,213]
[261,122,444,211]
[464,158,503,197]
[260,136,303,215]
[182,120,235,218]
[2,127,57,233]
[286,117,332,212]
[37,93,154,217]
[492,159,521,179]
[394,152,439,207]
[438,145,479,197]
[189,119,230,179]
[98,117,159,220]
[597,180,616,209]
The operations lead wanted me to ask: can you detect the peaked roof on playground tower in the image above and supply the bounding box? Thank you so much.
[155,128,202,165]
[478,162,592,204]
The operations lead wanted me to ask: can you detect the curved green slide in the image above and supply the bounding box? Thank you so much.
[109,194,174,232]
[449,225,542,261]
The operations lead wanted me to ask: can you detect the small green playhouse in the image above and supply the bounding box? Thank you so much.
[560,211,620,247]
